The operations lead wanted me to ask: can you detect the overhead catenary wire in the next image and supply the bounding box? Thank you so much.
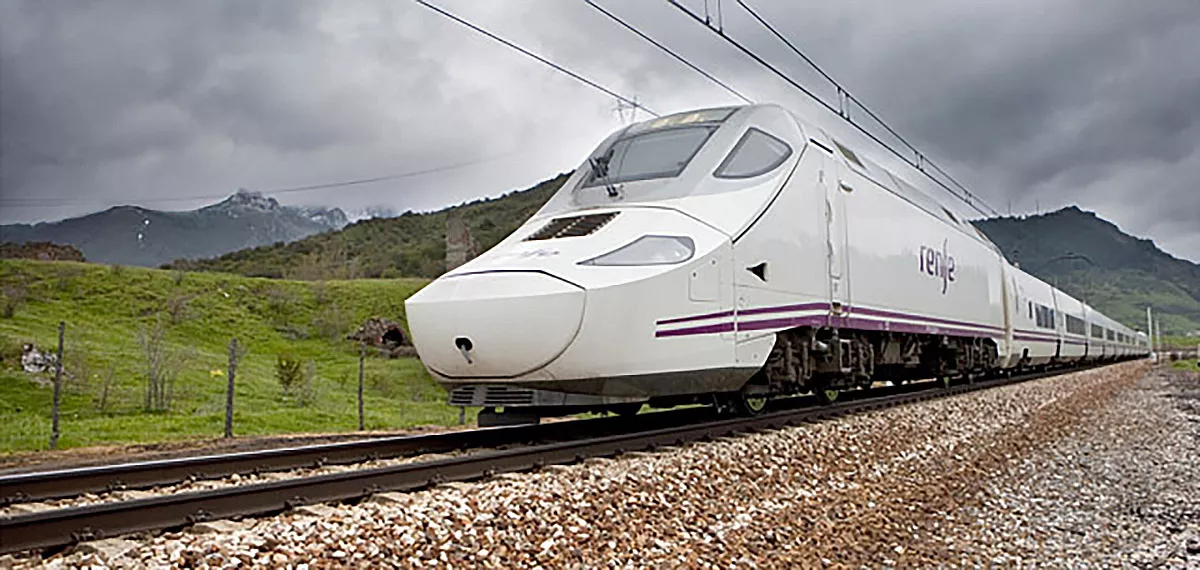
[411,0,656,118]
[7,2,654,212]
[580,0,754,105]
[666,0,1000,219]
[732,0,995,217]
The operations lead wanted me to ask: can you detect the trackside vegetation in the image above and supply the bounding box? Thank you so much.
[0,259,452,454]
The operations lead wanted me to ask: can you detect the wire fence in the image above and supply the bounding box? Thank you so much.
[3,320,468,454]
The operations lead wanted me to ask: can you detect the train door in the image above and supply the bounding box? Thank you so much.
[826,159,851,316]
[1000,264,1014,366]
[1081,306,1090,360]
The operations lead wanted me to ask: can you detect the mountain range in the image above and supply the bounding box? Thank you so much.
[0,190,348,267]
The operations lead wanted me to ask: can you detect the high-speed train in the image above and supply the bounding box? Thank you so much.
[405,103,1148,425]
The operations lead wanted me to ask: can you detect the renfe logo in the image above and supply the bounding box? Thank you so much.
[919,240,956,294]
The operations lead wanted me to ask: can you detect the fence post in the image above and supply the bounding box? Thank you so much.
[358,341,365,431]
[225,338,237,438]
[50,321,65,450]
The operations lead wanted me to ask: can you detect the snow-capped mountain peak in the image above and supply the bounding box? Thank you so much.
[207,188,282,216]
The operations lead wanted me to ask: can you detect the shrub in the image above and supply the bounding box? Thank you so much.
[275,353,303,396]
[164,293,195,324]
[1,284,27,319]
[138,316,186,412]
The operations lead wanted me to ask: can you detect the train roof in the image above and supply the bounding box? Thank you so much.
[730,103,1007,258]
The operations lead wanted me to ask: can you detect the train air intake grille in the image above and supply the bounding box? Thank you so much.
[525,212,618,241]
[448,385,536,407]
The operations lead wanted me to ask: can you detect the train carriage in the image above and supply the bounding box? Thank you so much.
[1054,291,1089,363]
[405,103,1148,425]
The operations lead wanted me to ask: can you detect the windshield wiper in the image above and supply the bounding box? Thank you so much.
[587,149,621,198]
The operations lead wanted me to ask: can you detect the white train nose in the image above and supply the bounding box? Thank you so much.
[405,271,585,378]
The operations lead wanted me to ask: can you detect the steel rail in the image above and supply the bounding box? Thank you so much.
[0,407,718,506]
[0,361,1129,555]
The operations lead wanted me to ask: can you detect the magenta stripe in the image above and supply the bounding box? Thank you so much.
[656,309,735,325]
[655,321,736,337]
[736,315,827,331]
[1014,328,1059,336]
[1013,332,1060,342]
[674,314,1003,340]
[851,306,1003,332]
[829,315,1001,339]
[738,302,829,317]
[656,302,829,325]
[654,302,1113,345]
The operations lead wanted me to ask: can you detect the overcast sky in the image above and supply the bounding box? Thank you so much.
[2,0,1198,261]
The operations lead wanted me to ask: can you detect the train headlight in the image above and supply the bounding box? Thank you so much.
[579,235,695,266]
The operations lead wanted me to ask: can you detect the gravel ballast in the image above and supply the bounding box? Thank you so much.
[14,360,1196,568]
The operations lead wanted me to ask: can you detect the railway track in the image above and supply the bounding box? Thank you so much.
[0,407,717,506]
[0,362,1122,555]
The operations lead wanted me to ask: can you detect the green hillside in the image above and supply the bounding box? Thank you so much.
[0,259,448,453]
[167,173,571,279]
[974,207,1200,334]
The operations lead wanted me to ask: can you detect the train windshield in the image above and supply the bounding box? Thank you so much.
[580,107,736,190]
[581,127,715,188]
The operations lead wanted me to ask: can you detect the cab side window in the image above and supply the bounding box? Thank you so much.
[714,128,793,179]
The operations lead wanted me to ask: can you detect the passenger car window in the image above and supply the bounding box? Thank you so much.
[714,128,793,179]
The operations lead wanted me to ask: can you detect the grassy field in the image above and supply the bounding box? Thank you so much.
[1170,359,1199,371]
[0,259,463,454]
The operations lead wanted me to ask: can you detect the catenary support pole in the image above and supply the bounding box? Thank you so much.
[1146,307,1153,351]
[1147,307,1155,362]
[1156,318,1161,359]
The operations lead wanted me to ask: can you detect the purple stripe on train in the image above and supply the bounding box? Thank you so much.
[850,306,1004,332]
[738,302,830,317]
[654,321,737,337]
[656,309,736,326]
[657,302,1002,338]
[657,313,1002,340]
[655,302,829,325]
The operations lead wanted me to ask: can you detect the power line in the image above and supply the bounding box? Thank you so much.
[411,0,656,117]
[0,151,522,207]
[7,1,656,212]
[580,0,754,105]
[732,0,996,217]
[666,0,1000,218]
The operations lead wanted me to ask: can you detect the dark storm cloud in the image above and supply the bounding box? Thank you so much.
[1,0,1198,261]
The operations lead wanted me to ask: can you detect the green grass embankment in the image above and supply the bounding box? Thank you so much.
[0,259,459,454]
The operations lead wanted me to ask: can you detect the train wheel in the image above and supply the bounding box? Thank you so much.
[720,386,769,416]
[739,392,769,415]
[610,403,642,418]
[816,388,840,405]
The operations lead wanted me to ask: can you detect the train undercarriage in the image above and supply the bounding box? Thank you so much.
[472,326,1134,427]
